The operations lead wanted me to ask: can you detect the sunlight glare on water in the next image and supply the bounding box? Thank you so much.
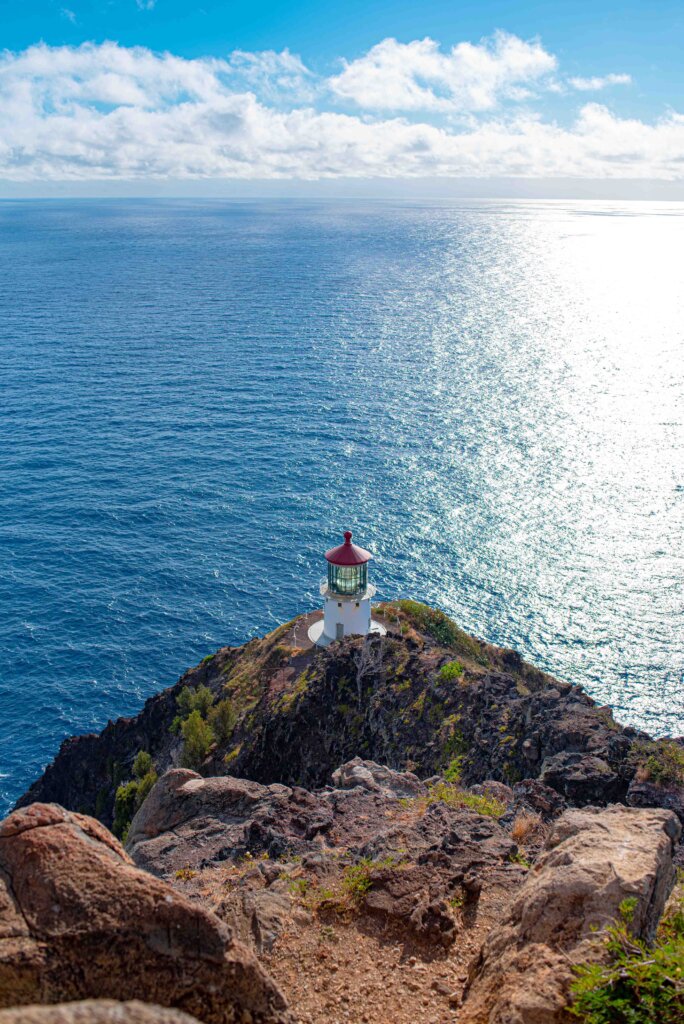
[0,198,682,813]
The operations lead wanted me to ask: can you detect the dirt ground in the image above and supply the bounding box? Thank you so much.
[262,878,515,1024]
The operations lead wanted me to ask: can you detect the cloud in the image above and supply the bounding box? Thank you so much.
[61,8,77,23]
[135,1,156,9]
[0,39,682,182]
[327,32,557,111]
[569,73,631,91]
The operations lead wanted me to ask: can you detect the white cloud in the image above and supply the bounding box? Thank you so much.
[0,40,682,183]
[136,0,156,9]
[569,73,632,91]
[327,32,557,111]
[61,8,77,23]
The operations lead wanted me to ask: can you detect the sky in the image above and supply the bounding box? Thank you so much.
[1,0,684,196]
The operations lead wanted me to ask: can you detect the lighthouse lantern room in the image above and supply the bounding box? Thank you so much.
[307,531,387,647]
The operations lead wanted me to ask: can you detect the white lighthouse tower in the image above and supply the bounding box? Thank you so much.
[307,530,387,647]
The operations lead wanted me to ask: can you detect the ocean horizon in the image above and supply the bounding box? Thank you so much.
[1,197,683,814]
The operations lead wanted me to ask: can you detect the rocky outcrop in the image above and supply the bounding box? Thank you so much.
[459,804,681,1024]
[0,803,290,1023]
[20,604,675,831]
[0,1004,202,1024]
[330,757,427,797]
[126,763,521,948]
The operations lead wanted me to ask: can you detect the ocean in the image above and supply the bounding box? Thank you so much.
[1,198,682,814]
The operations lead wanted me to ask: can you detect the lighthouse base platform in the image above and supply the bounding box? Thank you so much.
[307,619,387,648]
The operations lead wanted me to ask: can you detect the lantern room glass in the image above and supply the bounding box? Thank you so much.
[327,562,367,595]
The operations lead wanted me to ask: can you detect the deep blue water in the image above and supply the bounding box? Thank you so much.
[1,198,683,814]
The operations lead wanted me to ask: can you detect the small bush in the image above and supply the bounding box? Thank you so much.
[112,780,138,839]
[132,750,153,780]
[135,768,158,808]
[508,850,531,868]
[426,782,506,819]
[511,811,542,843]
[175,867,197,882]
[443,756,464,783]
[112,752,158,839]
[181,709,215,768]
[570,887,684,1023]
[224,743,242,767]
[177,684,214,719]
[208,697,237,743]
[439,660,465,682]
[635,741,684,788]
[342,862,374,900]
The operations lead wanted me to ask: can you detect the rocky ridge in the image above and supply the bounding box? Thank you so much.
[7,601,684,1023]
[17,603,684,841]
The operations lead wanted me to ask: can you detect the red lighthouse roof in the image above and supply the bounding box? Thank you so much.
[325,530,372,566]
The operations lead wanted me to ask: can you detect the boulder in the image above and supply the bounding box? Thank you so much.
[512,778,567,820]
[0,803,290,1024]
[0,1003,201,1024]
[460,804,681,1024]
[627,778,684,828]
[539,751,624,804]
[126,770,334,875]
[330,758,427,798]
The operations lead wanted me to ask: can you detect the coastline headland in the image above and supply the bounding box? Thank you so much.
[4,600,683,1024]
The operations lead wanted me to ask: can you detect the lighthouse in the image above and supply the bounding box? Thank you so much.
[307,531,387,647]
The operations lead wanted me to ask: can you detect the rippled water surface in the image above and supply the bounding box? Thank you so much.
[1,198,683,812]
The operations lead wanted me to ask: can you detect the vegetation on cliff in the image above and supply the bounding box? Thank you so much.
[571,885,684,1023]
[17,602,684,844]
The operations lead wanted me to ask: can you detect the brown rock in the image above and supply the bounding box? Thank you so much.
[460,804,680,1024]
[0,1002,202,1024]
[330,758,427,798]
[362,865,457,946]
[0,803,291,1024]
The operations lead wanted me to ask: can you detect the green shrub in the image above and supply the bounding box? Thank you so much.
[176,684,214,719]
[112,780,138,838]
[394,600,484,661]
[342,861,374,900]
[443,756,464,783]
[439,660,465,682]
[208,697,237,743]
[181,709,215,768]
[426,781,506,818]
[132,749,153,780]
[111,752,158,839]
[570,888,684,1023]
[135,768,158,808]
[635,741,684,788]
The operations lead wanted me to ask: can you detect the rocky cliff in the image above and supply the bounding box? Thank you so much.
[17,602,684,843]
[5,600,684,1023]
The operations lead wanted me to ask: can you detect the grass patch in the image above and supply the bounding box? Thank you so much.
[438,660,465,682]
[175,867,197,882]
[633,740,684,788]
[443,756,464,783]
[387,600,486,663]
[570,889,684,1023]
[425,781,506,819]
[276,669,310,714]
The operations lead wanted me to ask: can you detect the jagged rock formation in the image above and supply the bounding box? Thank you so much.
[0,803,291,1023]
[0,1004,203,1024]
[17,603,681,837]
[460,805,681,1024]
[126,761,527,948]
